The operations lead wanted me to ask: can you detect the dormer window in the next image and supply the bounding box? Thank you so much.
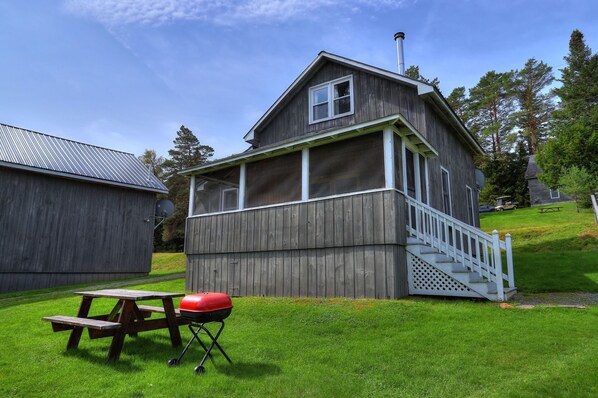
[309,75,354,123]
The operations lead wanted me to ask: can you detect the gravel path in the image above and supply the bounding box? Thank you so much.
[511,292,598,307]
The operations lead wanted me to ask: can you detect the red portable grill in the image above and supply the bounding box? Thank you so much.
[168,292,233,374]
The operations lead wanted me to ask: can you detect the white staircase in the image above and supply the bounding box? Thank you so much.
[405,197,517,301]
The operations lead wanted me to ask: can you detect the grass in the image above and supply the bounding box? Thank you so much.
[150,253,186,275]
[1,202,597,396]
[480,202,598,293]
[1,278,598,398]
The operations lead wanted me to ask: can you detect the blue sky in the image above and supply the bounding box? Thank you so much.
[1,0,597,159]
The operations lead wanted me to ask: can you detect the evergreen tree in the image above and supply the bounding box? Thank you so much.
[513,58,555,154]
[478,141,530,207]
[467,71,518,157]
[447,86,469,124]
[161,126,214,251]
[537,30,598,188]
[404,65,440,87]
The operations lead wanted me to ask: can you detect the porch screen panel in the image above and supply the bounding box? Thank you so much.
[309,132,384,199]
[193,166,240,215]
[245,151,302,208]
[394,135,403,191]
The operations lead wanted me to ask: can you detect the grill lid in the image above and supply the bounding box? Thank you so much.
[180,292,233,313]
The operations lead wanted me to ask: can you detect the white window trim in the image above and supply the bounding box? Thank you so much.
[466,185,475,225]
[308,75,354,124]
[221,187,239,212]
[441,166,452,216]
[550,189,560,199]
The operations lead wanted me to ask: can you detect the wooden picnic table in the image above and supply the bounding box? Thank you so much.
[538,206,563,213]
[43,289,189,361]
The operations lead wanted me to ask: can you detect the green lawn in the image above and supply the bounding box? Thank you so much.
[1,278,598,398]
[480,202,598,293]
[1,202,597,397]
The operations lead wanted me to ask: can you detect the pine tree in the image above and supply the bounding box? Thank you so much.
[404,65,440,87]
[537,30,598,188]
[447,86,469,124]
[161,126,214,250]
[513,58,555,154]
[467,71,517,157]
[138,149,165,181]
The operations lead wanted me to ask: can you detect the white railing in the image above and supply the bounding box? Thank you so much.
[591,194,598,225]
[405,196,515,300]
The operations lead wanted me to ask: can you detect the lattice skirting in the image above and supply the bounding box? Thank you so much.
[407,252,480,298]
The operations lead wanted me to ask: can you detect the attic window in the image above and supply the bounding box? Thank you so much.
[309,75,354,123]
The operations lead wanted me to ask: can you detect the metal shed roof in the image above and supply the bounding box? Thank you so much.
[0,123,168,193]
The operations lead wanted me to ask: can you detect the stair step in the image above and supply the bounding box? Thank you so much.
[406,237,423,245]
[451,264,469,273]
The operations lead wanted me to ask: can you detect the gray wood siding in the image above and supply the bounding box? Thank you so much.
[423,103,480,226]
[255,61,426,147]
[185,190,408,299]
[0,167,155,293]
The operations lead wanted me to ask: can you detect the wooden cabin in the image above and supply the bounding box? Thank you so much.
[181,52,516,301]
[526,155,572,206]
[0,123,168,293]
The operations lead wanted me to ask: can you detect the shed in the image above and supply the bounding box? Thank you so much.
[526,155,572,205]
[0,123,168,293]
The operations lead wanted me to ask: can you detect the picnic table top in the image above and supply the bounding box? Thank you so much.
[74,289,185,300]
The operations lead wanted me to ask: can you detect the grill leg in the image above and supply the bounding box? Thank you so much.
[197,321,232,368]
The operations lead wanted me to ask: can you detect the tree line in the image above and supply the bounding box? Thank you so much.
[408,29,597,209]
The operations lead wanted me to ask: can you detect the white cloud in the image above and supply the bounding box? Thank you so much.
[63,0,406,26]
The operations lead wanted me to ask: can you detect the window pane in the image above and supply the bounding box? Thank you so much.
[405,149,416,199]
[394,135,402,190]
[312,87,328,104]
[193,166,240,215]
[309,133,384,199]
[334,81,350,98]
[441,169,451,216]
[419,155,427,204]
[313,103,328,120]
[334,97,351,115]
[245,152,302,208]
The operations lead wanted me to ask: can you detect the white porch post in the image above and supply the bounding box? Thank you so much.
[188,175,196,217]
[383,127,395,189]
[239,163,246,210]
[302,148,309,200]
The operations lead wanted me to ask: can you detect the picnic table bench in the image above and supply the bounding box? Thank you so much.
[43,289,188,361]
[538,206,562,213]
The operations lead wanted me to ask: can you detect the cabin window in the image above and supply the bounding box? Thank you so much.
[309,75,354,123]
[550,189,560,199]
[466,185,475,225]
[193,166,240,215]
[419,155,428,204]
[441,167,452,216]
[245,151,302,208]
[309,133,384,199]
[393,135,403,190]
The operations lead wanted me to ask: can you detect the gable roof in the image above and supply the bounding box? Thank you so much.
[244,51,483,156]
[0,123,168,193]
[525,155,542,179]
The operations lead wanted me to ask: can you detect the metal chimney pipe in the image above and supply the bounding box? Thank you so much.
[394,32,405,75]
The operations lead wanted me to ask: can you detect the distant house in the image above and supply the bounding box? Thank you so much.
[181,50,515,301]
[526,155,572,206]
[0,123,168,293]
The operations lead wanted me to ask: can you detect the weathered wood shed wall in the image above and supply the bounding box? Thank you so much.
[185,190,408,299]
[0,167,156,293]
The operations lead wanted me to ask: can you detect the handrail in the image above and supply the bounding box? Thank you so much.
[591,194,598,225]
[405,196,514,300]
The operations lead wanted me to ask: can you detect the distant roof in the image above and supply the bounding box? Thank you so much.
[0,123,168,193]
[525,155,542,179]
